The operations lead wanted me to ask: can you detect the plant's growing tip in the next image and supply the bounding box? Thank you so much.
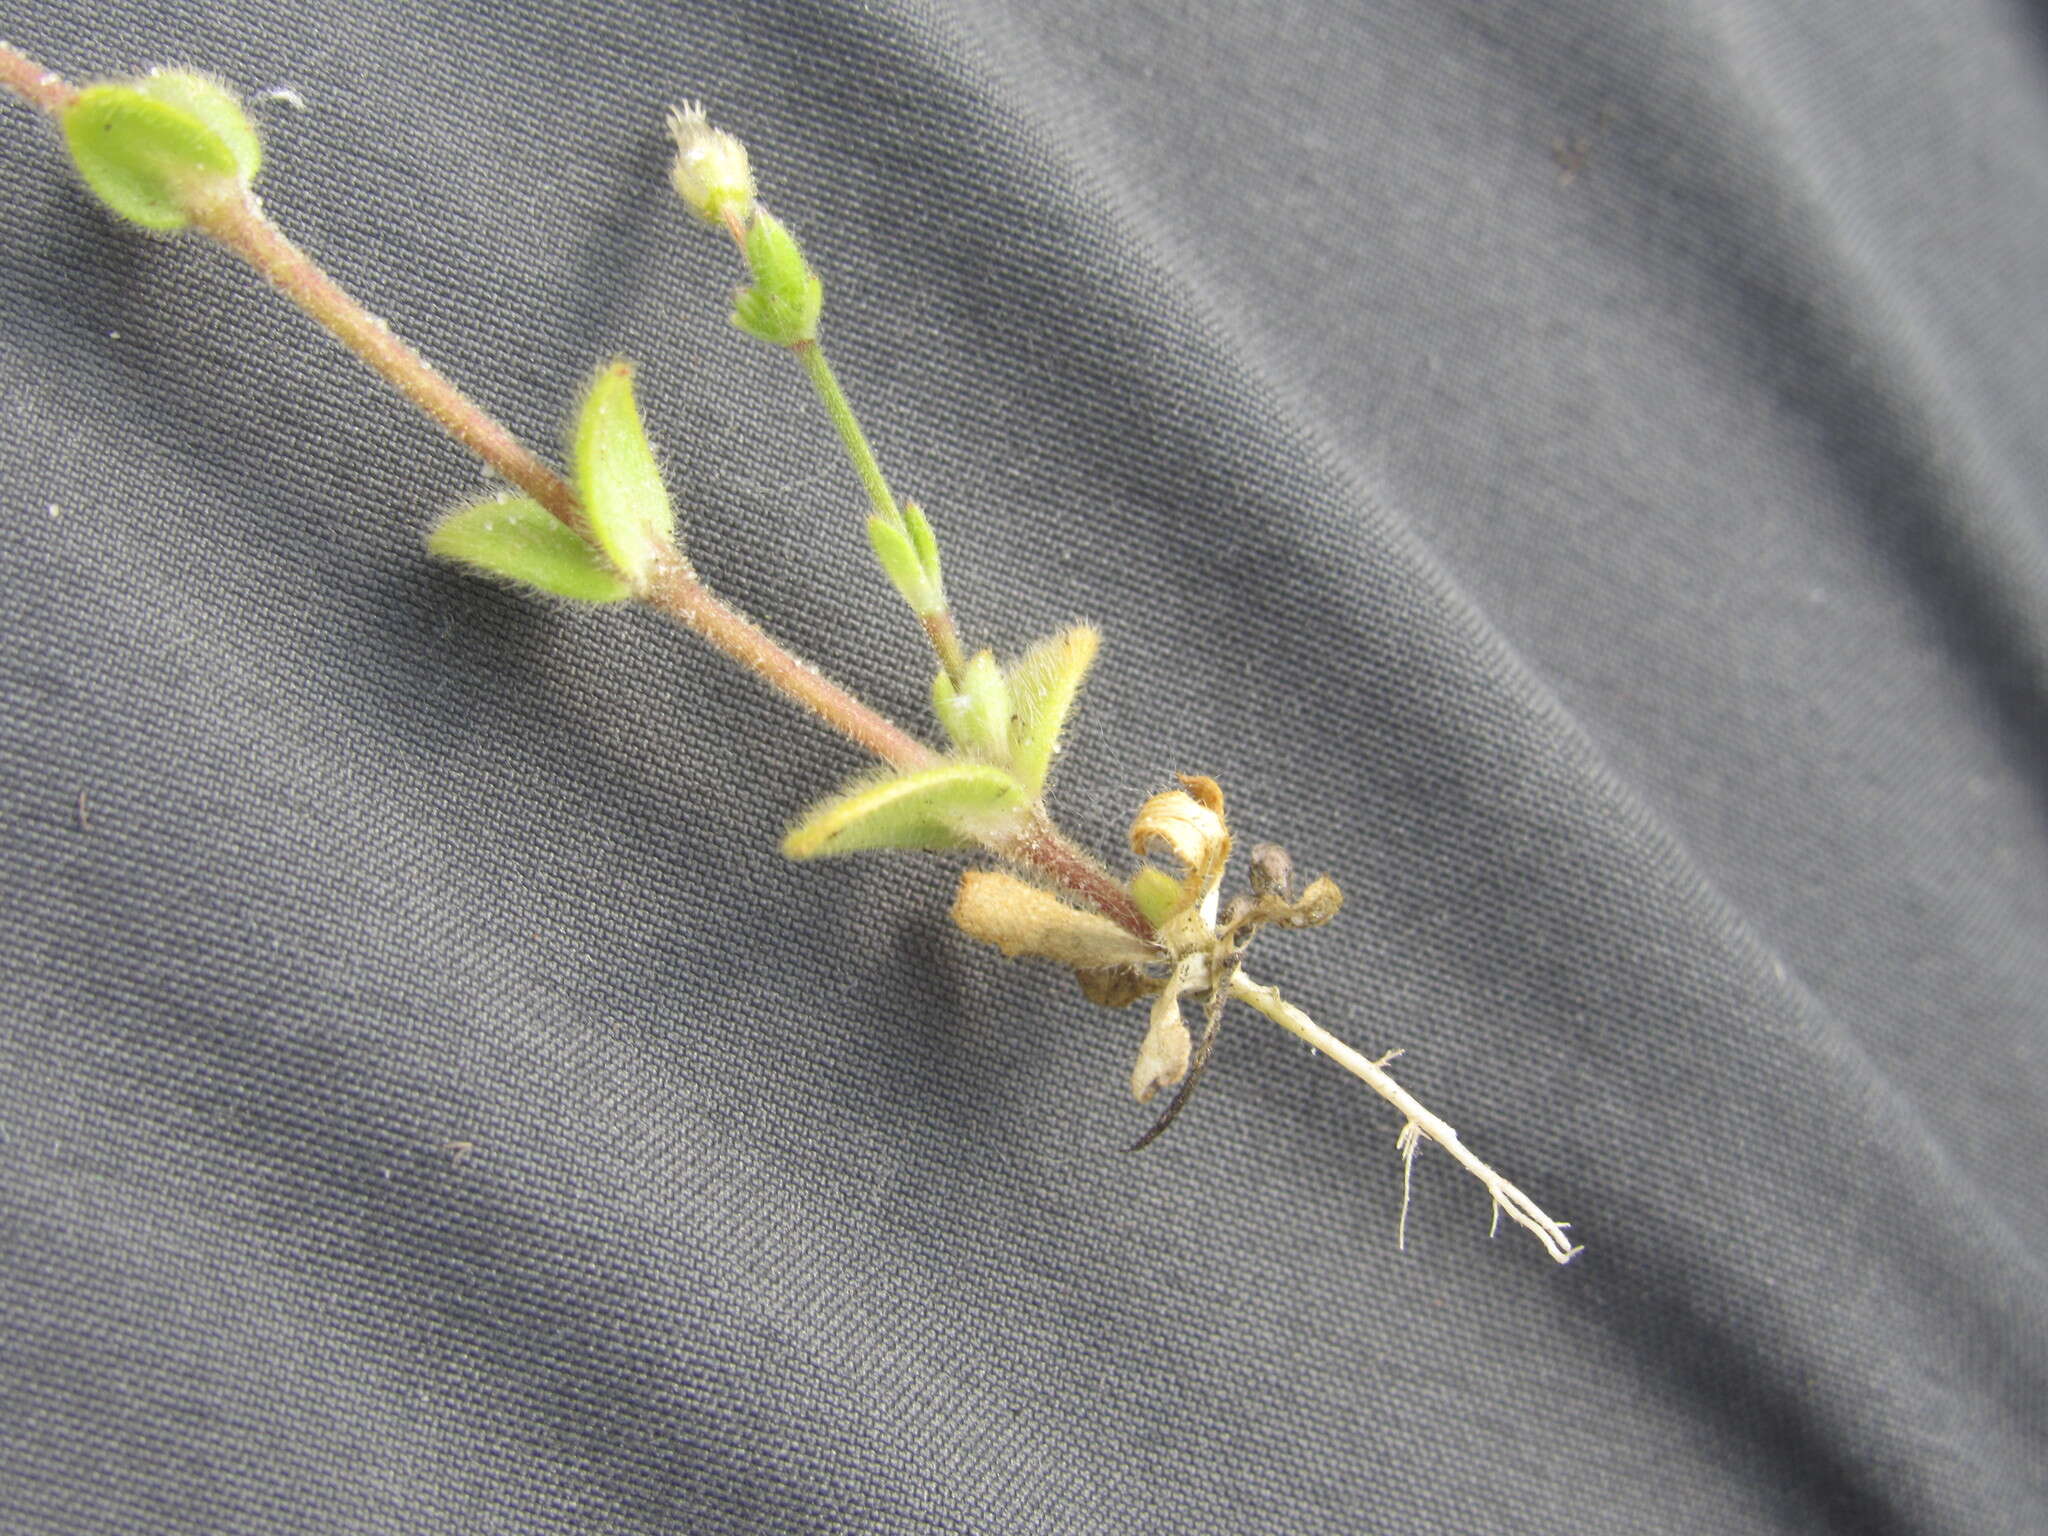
[733,211,823,347]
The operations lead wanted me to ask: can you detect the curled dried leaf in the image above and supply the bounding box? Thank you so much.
[1248,843,1294,899]
[1128,776,1231,909]
[1177,774,1225,816]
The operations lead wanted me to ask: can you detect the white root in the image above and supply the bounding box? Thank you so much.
[1229,971,1581,1264]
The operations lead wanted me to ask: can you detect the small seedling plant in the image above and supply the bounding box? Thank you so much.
[1,48,1579,1263]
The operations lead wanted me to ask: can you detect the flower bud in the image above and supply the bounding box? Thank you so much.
[665,102,754,225]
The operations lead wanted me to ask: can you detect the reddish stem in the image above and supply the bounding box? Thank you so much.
[998,813,1154,942]
[197,195,588,530]
[0,41,77,114]
[644,559,936,769]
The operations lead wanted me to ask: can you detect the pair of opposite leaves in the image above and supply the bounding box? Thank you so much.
[432,367,1102,863]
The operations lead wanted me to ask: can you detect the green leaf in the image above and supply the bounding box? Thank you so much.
[867,515,938,613]
[62,74,261,231]
[135,72,261,183]
[427,494,631,603]
[1130,865,1185,928]
[1005,625,1100,794]
[902,500,942,587]
[782,761,1025,859]
[731,210,822,346]
[745,209,811,301]
[570,361,676,589]
[931,651,1010,758]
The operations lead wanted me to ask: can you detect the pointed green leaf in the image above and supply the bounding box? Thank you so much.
[902,500,942,587]
[63,75,260,231]
[866,515,937,612]
[782,762,1025,859]
[428,494,631,603]
[1005,625,1100,794]
[571,361,676,589]
[731,210,822,345]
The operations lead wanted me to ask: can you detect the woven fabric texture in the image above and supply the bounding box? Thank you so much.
[3,2,2045,1531]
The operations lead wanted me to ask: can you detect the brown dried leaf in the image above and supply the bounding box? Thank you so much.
[951,870,1158,971]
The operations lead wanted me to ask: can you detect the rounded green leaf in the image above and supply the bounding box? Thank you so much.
[782,762,1025,859]
[428,494,631,603]
[62,74,260,231]
[136,72,261,182]
[571,361,677,589]
[1005,625,1100,794]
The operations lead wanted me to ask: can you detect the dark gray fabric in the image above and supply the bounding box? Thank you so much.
[4,2,2045,1530]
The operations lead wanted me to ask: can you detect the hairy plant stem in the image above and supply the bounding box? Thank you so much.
[997,811,1153,942]
[0,44,1155,940]
[1230,971,1579,1263]
[0,40,76,114]
[187,189,938,770]
[195,195,589,531]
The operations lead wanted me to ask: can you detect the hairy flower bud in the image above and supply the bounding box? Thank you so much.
[666,102,754,225]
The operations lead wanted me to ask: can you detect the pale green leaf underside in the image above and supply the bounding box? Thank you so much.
[783,761,1024,859]
[428,494,631,602]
